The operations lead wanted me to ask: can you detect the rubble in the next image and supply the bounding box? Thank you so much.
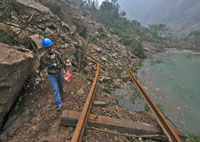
[0,0,159,141]
[28,34,43,49]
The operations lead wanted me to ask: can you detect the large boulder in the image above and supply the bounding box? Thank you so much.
[12,0,53,15]
[0,43,35,129]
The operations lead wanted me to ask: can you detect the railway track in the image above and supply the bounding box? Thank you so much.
[128,68,181,142]
[70,62,182,142]
[71,59,100,142]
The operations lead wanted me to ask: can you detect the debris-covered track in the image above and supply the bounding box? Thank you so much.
[128,68,181,142]
[71,59,100,142]
[70,64,182,142]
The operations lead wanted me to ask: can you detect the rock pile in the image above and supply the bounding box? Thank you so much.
[0,1,161,141]
[1,0,140,91]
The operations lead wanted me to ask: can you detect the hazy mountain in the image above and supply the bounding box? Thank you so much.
[118,0,200,35]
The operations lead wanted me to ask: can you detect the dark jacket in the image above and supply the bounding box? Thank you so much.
[39,49,66,74]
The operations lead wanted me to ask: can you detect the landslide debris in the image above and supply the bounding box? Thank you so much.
[0,0,160,142]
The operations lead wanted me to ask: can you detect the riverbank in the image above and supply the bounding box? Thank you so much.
[159,48,200,55]
[137,49,200,134]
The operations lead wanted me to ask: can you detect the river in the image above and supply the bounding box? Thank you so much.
[113,49,200,134]
[137,49,200,134]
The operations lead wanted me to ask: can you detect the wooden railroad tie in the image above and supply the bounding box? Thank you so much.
[60,110,186,141]
[60,110,165,141]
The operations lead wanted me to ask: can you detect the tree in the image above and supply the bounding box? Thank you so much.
[111,0,118,5]
[98,1,119,24]
[76,0,146,59]
[119,11,126,17]
[148,24,170,38]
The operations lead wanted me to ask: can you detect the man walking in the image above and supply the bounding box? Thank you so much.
[37,38,66,111]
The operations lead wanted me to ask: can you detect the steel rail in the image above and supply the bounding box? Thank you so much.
[71,60,100,142]
[128,68,181,142]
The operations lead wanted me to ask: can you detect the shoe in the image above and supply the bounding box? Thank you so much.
[61,89,66,94]
[57,105,62,111]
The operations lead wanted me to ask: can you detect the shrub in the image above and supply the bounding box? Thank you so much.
[189,135,200,142]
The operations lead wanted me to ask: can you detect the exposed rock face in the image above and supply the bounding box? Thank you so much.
[0,43,35,128]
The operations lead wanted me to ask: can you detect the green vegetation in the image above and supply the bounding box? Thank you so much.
[144,103,149,112]
[87,32,107,45]
[72,0,178,58]
[156,104,165,114]
[0,0,12,20]
[144,103,166,120]
[128,136,137,142]
[189,31,200,38]
[122,76,130,83]
[120,34,145,58]
[131,64,143,73]
[144,103,165,114]
[106,77,114,86]
[148,24,171,39]
[75,0,149,58]
[188,135,200,142]
[115,64,123,76]
[187,30,200,46]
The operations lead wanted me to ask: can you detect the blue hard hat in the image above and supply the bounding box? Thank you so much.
[42,38,53,48]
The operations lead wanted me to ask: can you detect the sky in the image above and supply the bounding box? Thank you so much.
[118,0,163,24]
[98,0,105,5]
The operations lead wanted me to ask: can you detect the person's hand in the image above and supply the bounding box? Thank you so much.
[35,70,40,77]
[35,70,43,84]
[63,69,67,74]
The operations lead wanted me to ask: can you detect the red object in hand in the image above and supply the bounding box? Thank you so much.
[74,62,77,66]
[63,71,72,82]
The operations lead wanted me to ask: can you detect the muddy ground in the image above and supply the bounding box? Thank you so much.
[0,66,159,142]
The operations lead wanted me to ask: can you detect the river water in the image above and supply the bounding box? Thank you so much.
[113,49,200,134]
[137,50,200,134]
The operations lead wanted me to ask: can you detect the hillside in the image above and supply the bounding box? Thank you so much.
[152,0,200,35]
[0,0,160,141]
[1,0,195,141]
[118,0,200,36]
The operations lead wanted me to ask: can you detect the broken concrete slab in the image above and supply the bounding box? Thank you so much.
[0,43,35,129]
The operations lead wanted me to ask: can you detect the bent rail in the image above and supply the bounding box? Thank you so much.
[71,60,100,142]
[128,68,181,142]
